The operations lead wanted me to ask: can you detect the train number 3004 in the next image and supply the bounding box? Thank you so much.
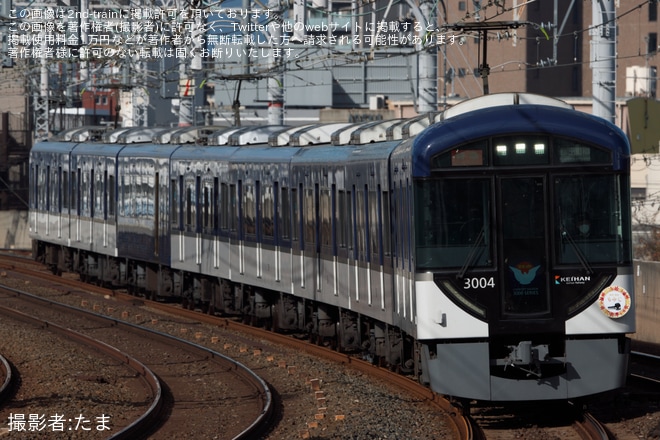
[463,277,496,289]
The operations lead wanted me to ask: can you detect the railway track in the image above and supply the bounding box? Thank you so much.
[0,281,274,439]
[0,253,632,439]
[0,302,161,439]
[0,352,13,406]
[0,252,466,439]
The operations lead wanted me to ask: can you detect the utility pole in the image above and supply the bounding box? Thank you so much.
[590,0,616,123]
[268,0,283,125]
[446,21,524,96]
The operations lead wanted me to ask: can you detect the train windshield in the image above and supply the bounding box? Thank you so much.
[414,178,492,270]
[555,174,631,265]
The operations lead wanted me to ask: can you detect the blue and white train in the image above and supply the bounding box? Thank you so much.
[29,93,635,402]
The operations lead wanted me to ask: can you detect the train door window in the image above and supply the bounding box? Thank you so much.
[292,186,300,243]
[128,173,135,217]
[369,188,379,258]
[281,186,290,240]
[403,180,410,265]
[72,170,79,215]
[244,183,255,237]
[338,190,347,248]
[255,181,262,240]
[356,186,366,259]
[382,189,391,257]
[48,167,60,212]
[62,170,69,211]
[202,182,210,230]
[304,186,315,246]
[229,183,237,232]
[213,178,219,232]
[32,164,38,210]
[107,174,114,218]
[88,170,94,217]
[263,183,274,239]
[45,165,51,211]
[219,182,228,230]
[320,188,331,247]
[154,172,160,256]
[273,182,279,241]
[94,168,103,218]
[57,167,63,212]
[195,176,201,231]
[103,170,108,219]
[500,177,548,316]
[185,181,193,228]
[349,189,355,252]
[171,178,179,228]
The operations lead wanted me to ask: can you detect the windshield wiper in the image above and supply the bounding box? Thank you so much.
[560,225,593,275]
[457,226,486,279]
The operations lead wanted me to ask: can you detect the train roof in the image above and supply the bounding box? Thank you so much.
[117,127,170,144]
[408,99,630,176]
[72,143,126,156]
[228,125,290,146]
[349,119,405,145]
[289,123,353,146]
[31,141,79,153]
[118,143,181,158]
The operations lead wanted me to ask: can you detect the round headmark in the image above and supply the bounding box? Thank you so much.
[598,286,631,318]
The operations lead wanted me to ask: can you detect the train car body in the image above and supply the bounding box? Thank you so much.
[29,93,634,403]
[396,95,633,401]
[30,141,123,279]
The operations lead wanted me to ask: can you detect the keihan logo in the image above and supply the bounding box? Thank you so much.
[509,261,540,285]
[555,275,591,285]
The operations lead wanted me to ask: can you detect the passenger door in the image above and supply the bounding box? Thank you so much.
[494,176,557,335]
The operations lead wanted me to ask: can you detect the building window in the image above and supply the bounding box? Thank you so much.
[650,1,657,22]
[648,33,658,55]
[458,1,466,11]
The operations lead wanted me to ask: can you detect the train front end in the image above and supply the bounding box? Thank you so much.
[402,95,634,402]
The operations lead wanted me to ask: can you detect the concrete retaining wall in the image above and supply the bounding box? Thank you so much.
[0,210,30,250]
[633,260,660,345]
